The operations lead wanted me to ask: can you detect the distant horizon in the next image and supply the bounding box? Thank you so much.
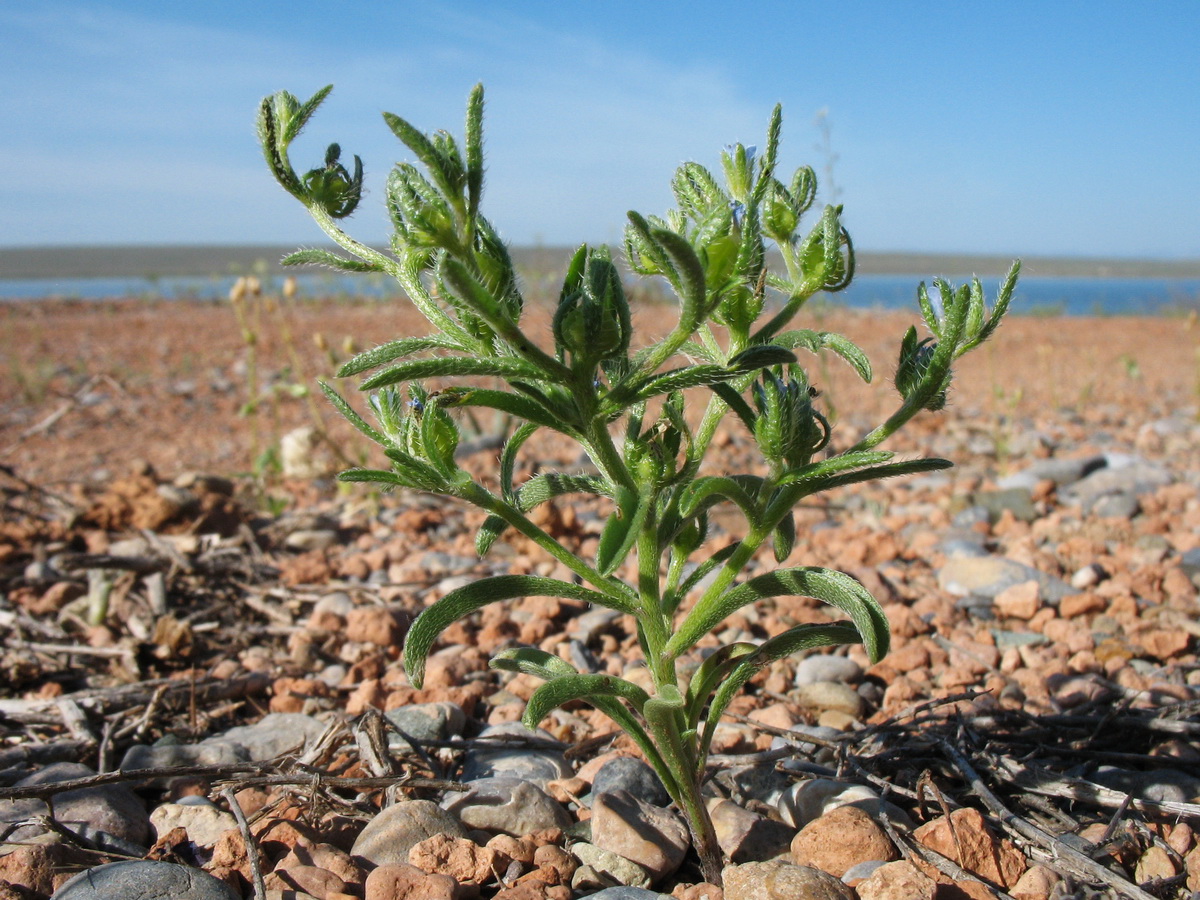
[4,243,1199,282]
[3,3,1198,258]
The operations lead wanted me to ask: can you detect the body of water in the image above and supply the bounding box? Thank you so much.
[2,272,1199,316]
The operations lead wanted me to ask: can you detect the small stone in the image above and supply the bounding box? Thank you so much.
[912,808,1025,888]
[592,757,671,807]
[709,798,796,863]
[792,682,863,719]
[1090,767,1200,804]
[778,780,882,829]
[408,834,499,889]
[363,863,460,900]
[580,888,670,900]
[219,713,327,761]
[51,860,239,900]
[150,802,237,849]
[993,581,1040,620]
[794,655,863,686]
[386,702,467,750]
[441,777,572,836]
[570,842,653,889]
[722,860,854,900]
[264,865,350,900]
[854,860,937,900]
[0,762,149,846]
[1010,864,1061,900]
[460,723,570,786]
[351,800,469,867]
[938,557,1072,603]
[1070,564,1106,590]
[790,805,897,877]
[590,790,691,882]
[345,606,402,646]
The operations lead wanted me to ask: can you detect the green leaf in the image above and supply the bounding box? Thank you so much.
[652,227,708,330]
[522,673,651,728]
[335,468,408,487]
[431,387,577,434]
[500,422,539,501]
[337,337,462,378]
[284,84,333,143]
[674,542,739,599]
[679,476,761,521]
[491,648,672,791]
[596,487,649,576]
[797,457,953,495]
[666,566,890,662]
[404,576,637,688]
[517,473,615,511]
[698,622,863,765]
[475,514,507,557]
[773,330,872,382]
[774,450,894,487]
[490,646,579,680]
[319,381,388,446]
[772,510,795,562]
[282,248,384,273]
[726,345,798,371]
[360,356,550,390]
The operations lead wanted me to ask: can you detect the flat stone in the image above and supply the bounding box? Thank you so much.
[350,800,469,866]
[0,762,149,847]
[217,713,327,760]
[996,456,1105,492]
[385,702,467,750]
[590,790,690,882]
[592,757,671,807]
[150,802,237,849]
[709,798,796,863]
[1060,457,1172,511]
[794,655,863,686]
[51,860,238,900]
[792,682,864,719]
[1091,767,1200,804]
[789,805,898,877]
[938,556,1073,604]
[723,860,854,900]
[584,889,673,900]
[441,776,572,835]
[460,723,570,786]
[571,842,653,889]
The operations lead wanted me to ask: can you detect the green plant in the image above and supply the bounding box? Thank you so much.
[257,83,1018,885]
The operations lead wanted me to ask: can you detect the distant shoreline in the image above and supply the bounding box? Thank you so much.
[1,244,1199,281]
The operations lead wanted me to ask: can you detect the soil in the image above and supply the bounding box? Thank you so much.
[1,293,1199,899]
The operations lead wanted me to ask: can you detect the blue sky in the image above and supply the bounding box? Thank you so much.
[2,2,1197,258]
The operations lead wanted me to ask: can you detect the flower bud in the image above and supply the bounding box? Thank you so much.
[752,367,829,469]
[552,246,630,367]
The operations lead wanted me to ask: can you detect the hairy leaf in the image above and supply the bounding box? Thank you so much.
[404,576,637,688]
[666,567,889,662]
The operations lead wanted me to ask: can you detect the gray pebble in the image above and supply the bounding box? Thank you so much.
[460,722,570,785]
[794,654,863,686]
[350,799,468,866]
[584,889,673,900]
[1091,492,1140,519]
[1091,766,1200,804]
[592,757,671,807]
[1,762,149,846]
[51,860,238,900]
[216,712,327,760]
[441,776,572,835]
[386,701,466,750]
[938,556,1073,604]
